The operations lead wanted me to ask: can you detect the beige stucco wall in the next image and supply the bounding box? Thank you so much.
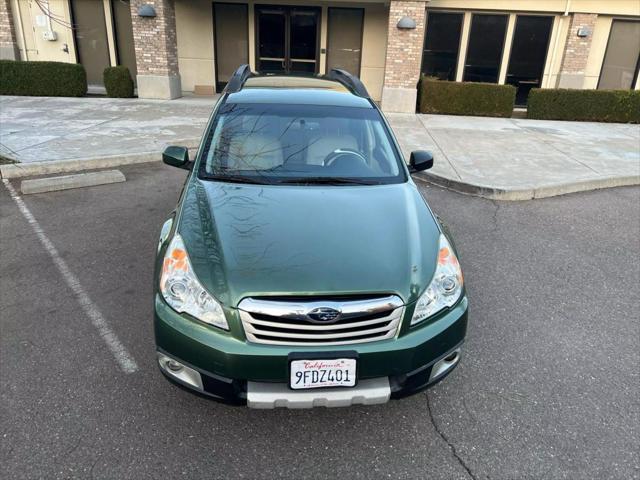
[12,0,76,63]
[175,0,388,100]
[359,3,387,101]
[11,0,121,69]
[583,15,613,89]
[175,0,215,94]
[8,0,638,96]
[543,14,570,88]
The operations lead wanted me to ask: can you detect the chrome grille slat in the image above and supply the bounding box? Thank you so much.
[238,295,404,346]
[244,319,401,339]
[244,313,395,331]
[247,331,397,346]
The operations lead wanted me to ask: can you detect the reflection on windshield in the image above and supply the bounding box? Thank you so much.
[199,103,406,185]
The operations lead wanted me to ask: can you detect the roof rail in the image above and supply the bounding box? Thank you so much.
[325,69,370,99]
[224,64,253,94]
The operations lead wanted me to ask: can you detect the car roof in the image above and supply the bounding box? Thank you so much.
[225,75,374,109]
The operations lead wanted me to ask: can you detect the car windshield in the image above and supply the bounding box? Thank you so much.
[198,102,406,185]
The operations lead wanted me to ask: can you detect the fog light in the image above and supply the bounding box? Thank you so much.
[429,348,461,382]
[157,352,203,391]
[444,352,458,362]
[167,359,183,372]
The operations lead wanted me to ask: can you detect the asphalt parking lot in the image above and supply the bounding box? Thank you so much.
[1,163,638,479]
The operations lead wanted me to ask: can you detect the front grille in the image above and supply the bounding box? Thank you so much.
[238,295,404,346]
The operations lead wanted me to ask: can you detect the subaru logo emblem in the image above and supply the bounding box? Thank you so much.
[307,307,342,323]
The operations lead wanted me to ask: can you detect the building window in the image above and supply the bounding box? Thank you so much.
[112,0,137,84]
[506,15,553,105]
[326,8,364,77]
[598,20,640,90]
[70,0,111,87]
[421,12,463,81]
[463,14,508,83]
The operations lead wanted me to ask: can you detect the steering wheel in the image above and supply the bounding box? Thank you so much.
[323,149,368,168]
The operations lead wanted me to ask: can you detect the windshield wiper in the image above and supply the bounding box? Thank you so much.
[206,174,271,185]
[277,177,379,186]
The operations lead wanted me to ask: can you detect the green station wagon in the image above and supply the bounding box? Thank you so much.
[154,66,468,408]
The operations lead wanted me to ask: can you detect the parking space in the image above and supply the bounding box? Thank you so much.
[1,163,638,479]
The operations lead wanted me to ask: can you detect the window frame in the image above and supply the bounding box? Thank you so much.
[462,12,510,84]
[597,18,640,91]
[420,10,465,81]
[505,14,554,104]
[325,7,365,78]
[253,4,322,75]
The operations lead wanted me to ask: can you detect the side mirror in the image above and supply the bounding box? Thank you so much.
[409,150,433,173]
[162,146,191,170]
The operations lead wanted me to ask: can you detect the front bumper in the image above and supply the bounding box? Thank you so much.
[154,294,468,406]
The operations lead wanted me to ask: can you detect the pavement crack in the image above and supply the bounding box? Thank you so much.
[426,392,479,480]
[89,456,101,480]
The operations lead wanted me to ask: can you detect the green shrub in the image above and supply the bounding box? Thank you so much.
[104,66,134,98]
[527,88,640,123]
[0,60,86,97]
[419,77,515,117]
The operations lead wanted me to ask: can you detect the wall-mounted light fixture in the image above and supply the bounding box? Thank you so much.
[397,16,416,30]
[138,4,157,18]
[576,27,591,37]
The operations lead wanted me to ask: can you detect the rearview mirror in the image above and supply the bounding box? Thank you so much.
[162,146,191,170]
[409,150,433,173]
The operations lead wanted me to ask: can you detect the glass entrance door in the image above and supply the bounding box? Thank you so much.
[256,6,319,74]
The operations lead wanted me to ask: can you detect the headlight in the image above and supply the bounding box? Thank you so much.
[411,234,464,325]
[160,234,228,330]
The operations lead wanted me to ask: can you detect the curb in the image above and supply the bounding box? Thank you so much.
[0,142,199,179]
[415,172,640,201]
[0,152,158,179]
[2,151,637,200]
[20,169,126,195]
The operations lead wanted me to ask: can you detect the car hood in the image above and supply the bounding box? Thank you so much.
[177,179,441,308]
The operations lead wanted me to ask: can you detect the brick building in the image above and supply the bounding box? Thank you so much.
[1,0,639,111]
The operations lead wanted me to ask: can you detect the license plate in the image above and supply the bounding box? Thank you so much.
[289,358,357,390]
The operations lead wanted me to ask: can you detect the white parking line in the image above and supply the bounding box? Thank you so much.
[2,179,139,374]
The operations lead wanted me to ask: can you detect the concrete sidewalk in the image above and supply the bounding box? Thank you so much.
[0,95,216,163]
[1,95,638,199]
[389,114,640,199]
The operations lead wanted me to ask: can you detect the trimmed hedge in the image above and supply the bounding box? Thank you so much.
[104,66,134,98]
[0,60,86,97]
[419,77,516,117]
[527,88,640,123]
